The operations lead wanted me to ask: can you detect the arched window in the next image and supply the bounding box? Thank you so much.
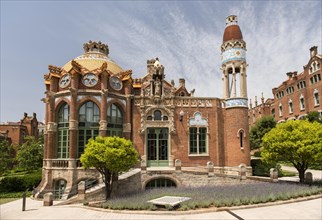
[239,130,244,149]
[78,101,100,157]
[288,99,293,114]
[314,89,320,106]
[57,103,69,158]
[54,179,66,199]
[279,103,283,117]
[154,110,162,120]
[146,110,168,121]
[107,104,123,137]
[145,178,176,190]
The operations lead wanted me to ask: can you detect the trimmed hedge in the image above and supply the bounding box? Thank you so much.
[0,172,41,192]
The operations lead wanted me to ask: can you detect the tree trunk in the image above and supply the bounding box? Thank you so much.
[103,170,112,200]
[298,168,305,183]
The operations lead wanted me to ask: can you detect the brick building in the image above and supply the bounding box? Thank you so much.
[249,46,322,125]
[36,15,251,198]
[0,112,39,145]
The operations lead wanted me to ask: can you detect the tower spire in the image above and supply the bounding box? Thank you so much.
[221,15,248,108]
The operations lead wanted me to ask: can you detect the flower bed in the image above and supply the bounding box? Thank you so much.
[97,182,322,211]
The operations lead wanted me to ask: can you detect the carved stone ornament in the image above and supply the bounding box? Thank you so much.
[99,120,107,130]
[123,123,131,132]
[47,122,57,132]
[69,120,78,130]
[101,89,108,97]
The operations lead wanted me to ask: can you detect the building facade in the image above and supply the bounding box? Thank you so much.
[249,46,322,125]
[0,112,39,145]
[36,15,251,198]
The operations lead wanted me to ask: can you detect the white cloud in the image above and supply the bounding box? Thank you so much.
[1,1,321,121]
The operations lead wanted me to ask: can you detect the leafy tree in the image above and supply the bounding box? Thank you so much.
[16,136,43,171]
[306,111,322,123]
[250,116,276,150]
[0,140,16,174]
[80,136,139,200]
[262,120,322,183]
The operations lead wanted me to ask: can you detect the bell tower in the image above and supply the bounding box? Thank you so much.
[221,15,248,106]
[221,15,250,167]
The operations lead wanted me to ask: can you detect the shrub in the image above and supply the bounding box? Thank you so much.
[253,151,261,157]
[251,159,283,177]
[0,171,41,192]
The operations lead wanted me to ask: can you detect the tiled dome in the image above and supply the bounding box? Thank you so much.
[223,15,243,42]
[62,41,123,74]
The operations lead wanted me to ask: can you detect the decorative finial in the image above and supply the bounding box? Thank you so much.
[226,15,238,26]
[83,40,109,55]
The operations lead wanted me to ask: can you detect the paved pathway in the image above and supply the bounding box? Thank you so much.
[279,165,322,182]
[1,197,321,220]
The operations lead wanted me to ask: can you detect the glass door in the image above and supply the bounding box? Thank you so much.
[147,128,169,167]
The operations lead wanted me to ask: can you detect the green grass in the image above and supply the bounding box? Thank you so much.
[0,197,20,205]
[0,191,31,205]
[281,170,297,177]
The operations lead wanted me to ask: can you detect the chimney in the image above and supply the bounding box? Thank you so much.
[286,72,293,79]
[310,46,317,58]
[179,78,185,88]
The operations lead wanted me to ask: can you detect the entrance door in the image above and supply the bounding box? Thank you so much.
[147,128,169,167]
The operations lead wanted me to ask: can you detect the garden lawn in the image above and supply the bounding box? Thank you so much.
[0,197,19,205]
[99,182,322,211]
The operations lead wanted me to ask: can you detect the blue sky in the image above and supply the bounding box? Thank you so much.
[1,1,321,122]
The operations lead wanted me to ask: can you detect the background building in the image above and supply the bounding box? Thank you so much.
[249,46,322,125]
[0,112,39,145]
[36,15,251,199]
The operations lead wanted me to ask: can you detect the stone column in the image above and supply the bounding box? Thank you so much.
[224,68,229,99]
[305,172,313,184]
[240,65,245,98]
[270,168,278,182]
[47,94,56,160]
[123,82,132,140]
[43,95,49,162]
[232,65,236,98]
[69,74,79,163]
[43,193,53,206]
[99,92,108,137]
[77,181,86,200]
[141,155,146,173]
[207,161,214,177]
[175,159,181,171]
[239,163,247,180]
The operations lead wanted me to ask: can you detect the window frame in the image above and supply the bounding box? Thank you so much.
[57,103,69,159]
[78,101,100,158]
[188,126,208,156]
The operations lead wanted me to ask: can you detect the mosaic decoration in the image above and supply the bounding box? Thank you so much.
[77,95,101,102]
[225,98,248,108]
[221,48,246,64]
[189,112,208,126]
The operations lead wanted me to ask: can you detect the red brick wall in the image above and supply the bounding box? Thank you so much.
[224,107,250,166]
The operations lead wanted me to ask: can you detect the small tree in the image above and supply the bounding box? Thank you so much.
[250,116,276,150]
[262,120,322,183]
[0,140,16,174]
[16,136,43,172]
[306,111,322,123]
[80,136,139,200]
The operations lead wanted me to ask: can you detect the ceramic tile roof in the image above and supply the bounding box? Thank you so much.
[62,52,123,74]
[223,25,243,42]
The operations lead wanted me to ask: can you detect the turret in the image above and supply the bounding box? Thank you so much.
[221,15,248,108]
[221,15,250,167]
